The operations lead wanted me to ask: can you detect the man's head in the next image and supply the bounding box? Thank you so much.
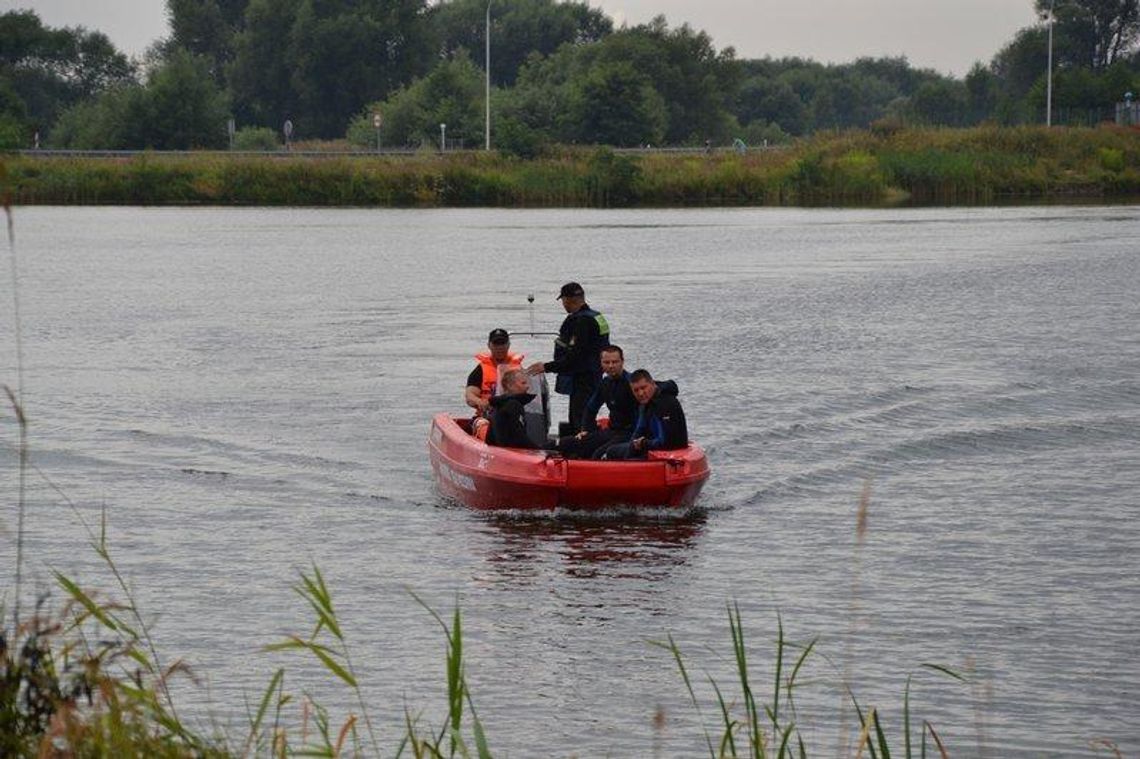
[556,282,585,312]
[629,368,656,404]
[487,328,510,361]
[501,368,530,395]
[600,345,625,378]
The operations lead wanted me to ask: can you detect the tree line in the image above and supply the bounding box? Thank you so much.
[2,0,1138,152]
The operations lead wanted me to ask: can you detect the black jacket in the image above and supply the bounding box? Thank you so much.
[631,380,688,451]
[581,370,637,432]
[486,393,539,449]
[543,303,610,379]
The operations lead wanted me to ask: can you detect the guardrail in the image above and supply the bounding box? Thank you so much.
[9,145,787,159]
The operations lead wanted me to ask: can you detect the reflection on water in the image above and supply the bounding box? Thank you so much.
[477,509,706,581]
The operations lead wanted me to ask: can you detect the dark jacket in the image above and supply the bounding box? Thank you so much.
[631,380,688,451]
[581,370,637,432]
[486,393,539,449]
[543,303,611,380]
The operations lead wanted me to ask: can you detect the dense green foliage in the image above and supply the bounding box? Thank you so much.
[6,126,1139,207]
[3,2,1140,151]
[51,49,231,149]
[0,10,133,147]
[433,0,611,87]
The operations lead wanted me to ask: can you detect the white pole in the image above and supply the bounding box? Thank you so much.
[1046,0,1054,127]
[485,0,491,151]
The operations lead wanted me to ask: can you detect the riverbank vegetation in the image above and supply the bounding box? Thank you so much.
[3,125,1139,207]
[2,1,1139,152]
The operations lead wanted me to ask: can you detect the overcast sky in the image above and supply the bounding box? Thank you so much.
[5,0,1040,76]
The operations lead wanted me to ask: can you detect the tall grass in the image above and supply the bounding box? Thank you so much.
[652,481,972,759]
[4,125,1138,207]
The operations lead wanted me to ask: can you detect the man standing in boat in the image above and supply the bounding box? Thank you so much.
[526,282,610,434]
[466,328,523,417]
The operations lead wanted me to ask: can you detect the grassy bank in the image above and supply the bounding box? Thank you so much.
[3,125,1140,207]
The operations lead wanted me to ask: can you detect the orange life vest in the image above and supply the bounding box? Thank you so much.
[474,351,525,403]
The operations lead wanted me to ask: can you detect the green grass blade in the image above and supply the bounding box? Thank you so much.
[904,675,912,759]
[772,612,784,731]
[709,675,738,758]
[297,569,342,641]
[872,707,891,759]
[785,638,817,707]
[919,663,967,682]
[54,571,118,631]
[650,635,717,759]
[728,602,761,758]
[246,668,285,754]
[776,723,795,759]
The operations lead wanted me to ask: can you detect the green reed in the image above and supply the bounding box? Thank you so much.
[4,125,1137,208]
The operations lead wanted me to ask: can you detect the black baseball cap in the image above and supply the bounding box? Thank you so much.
[488,328,510,344]
[557,282,585,300]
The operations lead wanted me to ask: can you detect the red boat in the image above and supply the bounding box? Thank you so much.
[428,413,710,511]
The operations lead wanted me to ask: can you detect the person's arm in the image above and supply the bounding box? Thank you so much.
[579,382,604,432]
[642,414,667,450]
[644,397,683,450]
[465,367,487,411]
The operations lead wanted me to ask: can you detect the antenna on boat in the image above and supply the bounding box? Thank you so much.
[507,293,558,337]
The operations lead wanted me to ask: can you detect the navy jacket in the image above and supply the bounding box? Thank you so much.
[631,381,688,451]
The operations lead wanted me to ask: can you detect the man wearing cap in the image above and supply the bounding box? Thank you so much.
[466,328,524,417]
[526,282,610,434]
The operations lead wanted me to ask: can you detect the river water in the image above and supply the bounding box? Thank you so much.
[1,205,1138,757]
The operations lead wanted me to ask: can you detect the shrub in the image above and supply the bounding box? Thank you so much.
[231,126,279,152]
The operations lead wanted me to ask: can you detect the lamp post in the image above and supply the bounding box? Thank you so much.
[440,123,447,152]
[485,0,492,151]
[1046,0,1055,127]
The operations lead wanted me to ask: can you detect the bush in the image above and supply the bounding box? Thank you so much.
[231,126,279,151]
[1098,147,1125,172]
[585,148,642,207]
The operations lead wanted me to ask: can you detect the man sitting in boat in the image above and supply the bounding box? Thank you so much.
[601,369,688,460]
[484,369,541,449]
[465,328,523,417]
[555,344,636,459]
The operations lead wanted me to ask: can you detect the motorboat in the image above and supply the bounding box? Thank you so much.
[428,413,710,510]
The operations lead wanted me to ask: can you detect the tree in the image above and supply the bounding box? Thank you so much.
[1036,0,1140,70]
[431,0,611,87]
[567,60,666,145]
[52,49,230,149]
[227,0,302,128]
[228,0,434,139]
[736,76,807,135]
[907,79,971,126]
[166,0,250,83]
[347,52,484,147]
[0,10,133,139]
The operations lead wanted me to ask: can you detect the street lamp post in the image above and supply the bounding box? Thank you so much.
[1046,0,1055,127]
[485,0,492,151]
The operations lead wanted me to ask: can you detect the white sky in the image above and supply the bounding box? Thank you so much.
[5,0,1040,77]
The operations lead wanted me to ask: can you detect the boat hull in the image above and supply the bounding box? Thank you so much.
[428,413,709,511]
